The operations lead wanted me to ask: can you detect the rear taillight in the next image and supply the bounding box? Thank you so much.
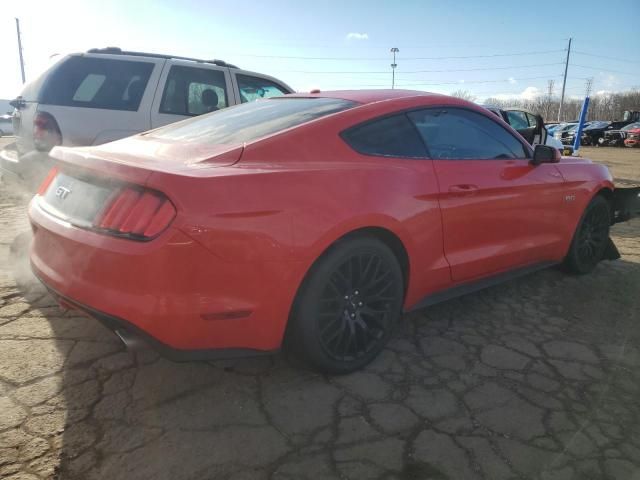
[37,167,58,195]
[33,112,62,151]
[94,187,176,240]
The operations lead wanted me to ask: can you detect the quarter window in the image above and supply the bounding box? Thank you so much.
[408,108,528,160]
[341,114,428,158]
[40,56,154,111]
[237,74,289,103]
[160,66,228,116]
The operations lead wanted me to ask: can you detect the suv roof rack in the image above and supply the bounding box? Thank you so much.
[86,47,239,69]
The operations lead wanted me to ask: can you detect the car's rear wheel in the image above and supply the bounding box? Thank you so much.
[564,195,611,274]
[287,236,404,374]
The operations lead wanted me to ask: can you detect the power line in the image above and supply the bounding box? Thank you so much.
[229,49,564,62]
[569,64,637,76]
[275,62,564,75]
[573,51,640,66]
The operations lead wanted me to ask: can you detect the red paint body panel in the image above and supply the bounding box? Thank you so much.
[28,91,615,353]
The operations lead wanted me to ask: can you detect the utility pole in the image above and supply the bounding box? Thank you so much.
[545,79,555,120]
[557,37,572,122]
[390,47,399,89]
[15,18,26,84]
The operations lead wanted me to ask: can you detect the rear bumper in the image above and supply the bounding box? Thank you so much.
[28,197,303,353]
[36,273,276,361]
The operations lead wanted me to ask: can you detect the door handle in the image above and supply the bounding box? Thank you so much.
[449,184,479,194]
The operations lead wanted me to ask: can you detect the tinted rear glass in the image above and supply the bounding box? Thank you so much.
[148,97,356,144]
[40,56,154,111]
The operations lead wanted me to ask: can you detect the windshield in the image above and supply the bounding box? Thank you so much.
[147,97,356,144]
[622,122,640,131]
[585,121,611,129]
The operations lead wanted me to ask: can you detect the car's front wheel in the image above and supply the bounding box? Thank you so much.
[287,236,404,374]
[564,195,611,274]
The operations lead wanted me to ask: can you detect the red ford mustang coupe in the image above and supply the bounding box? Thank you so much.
[28,90,638,373]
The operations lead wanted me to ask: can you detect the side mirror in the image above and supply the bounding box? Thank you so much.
[531,144,561,166]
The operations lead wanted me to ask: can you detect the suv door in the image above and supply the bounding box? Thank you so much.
[34,54,164,146]
[408,107,566,282]
[230,71,293,104]
[151,60,233,128]
[505,109,536,144]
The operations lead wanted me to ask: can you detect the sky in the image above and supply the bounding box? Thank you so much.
[1,0,639,102]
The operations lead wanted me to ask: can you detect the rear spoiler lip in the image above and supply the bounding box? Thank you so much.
[612,186,640,224]
[49,142,246,186]
[50,146,153,186]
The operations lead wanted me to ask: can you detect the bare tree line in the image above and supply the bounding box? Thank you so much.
[452,88,640,123]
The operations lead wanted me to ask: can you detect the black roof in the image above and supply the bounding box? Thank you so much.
[86,47,239,69]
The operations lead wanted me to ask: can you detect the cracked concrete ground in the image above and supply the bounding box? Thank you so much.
[1,150,639,479]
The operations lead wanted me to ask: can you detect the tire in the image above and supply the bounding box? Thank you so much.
[286,236,404,374]
[596,137,605,147]
[564,195,611,275]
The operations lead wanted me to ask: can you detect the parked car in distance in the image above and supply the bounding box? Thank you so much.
[29,90,639,373]
[622,122,640,147]
[0,115,13,137]
[603,122,640,147]
[569,120,611,146]
[553,122,578,140]
[592,111,640,146]
[482,106,567,152]
[0,47,293,187]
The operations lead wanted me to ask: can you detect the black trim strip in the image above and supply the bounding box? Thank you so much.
[32,268,277,362]
[408,261,557,312]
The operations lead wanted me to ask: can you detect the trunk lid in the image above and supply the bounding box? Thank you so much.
[38,136,243,229]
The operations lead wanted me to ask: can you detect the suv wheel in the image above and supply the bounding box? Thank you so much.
[287,236,404,374]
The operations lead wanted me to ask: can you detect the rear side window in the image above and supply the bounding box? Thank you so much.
[40,56,154,111]
[237,74,290,103]
[408,108,528,160]
[341,114,428,158]
[148,97,355,145]
[526,112,538,129]
[160,66,228,116]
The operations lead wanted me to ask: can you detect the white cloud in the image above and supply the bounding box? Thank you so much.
[346,32,369,41]
[492,86,541,101]
[508,77,517,85]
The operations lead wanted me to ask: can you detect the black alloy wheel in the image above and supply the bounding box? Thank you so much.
[287,237,404,374]
[564,195,611,274]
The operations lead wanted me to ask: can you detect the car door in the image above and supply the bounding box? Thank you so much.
[230,71,293,104]
[408,107,566,283]
[505,109,536,144]
[150,60,234,128]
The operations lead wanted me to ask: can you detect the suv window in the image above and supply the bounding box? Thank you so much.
[408,108,528,160]
[526,112,538,129]
[160,66,228,116]
[40,56,154,111]
[506,110,529,130]
[341,114,427,158]
[237,74,289,103]
[149,97,355,145]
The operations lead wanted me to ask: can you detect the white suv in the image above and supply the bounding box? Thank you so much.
[1,47,293,187]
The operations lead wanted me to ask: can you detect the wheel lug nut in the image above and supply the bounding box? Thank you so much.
[358,302,363,306]
[344,295,349,300]
[351,313,355,318]
[354,290,359,295]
